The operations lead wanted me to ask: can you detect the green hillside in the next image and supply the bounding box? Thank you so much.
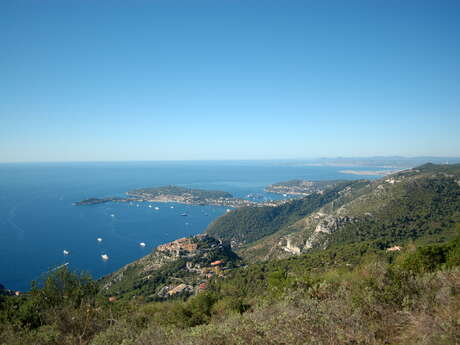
[100,235,240,300]
[206,180,369,247]
[239,163,460,261]
[1,229,459,345]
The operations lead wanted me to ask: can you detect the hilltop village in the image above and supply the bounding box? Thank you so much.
[155,236,230,298]
[101,234,241,300]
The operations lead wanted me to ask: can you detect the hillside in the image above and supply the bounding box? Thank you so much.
[1,229,459,345]
[206,180,369,248]
[239,163,460,261]
[100,234,240,300]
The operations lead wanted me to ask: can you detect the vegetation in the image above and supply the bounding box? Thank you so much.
[236,163,460,261]
[1,231,459,345]
[128,186,233,200]
[206,180,368,246]
[330,175,460,245]
[99,235,240,300]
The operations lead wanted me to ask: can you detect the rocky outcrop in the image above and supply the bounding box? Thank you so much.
[303,215,356,249]
[276,214,359,255]
[313,215,356,235]
[280,237,301,255]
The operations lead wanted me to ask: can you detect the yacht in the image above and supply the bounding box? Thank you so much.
[101,254,109,261]
[63,250,70,255]
[97,238,102,242]
[139,242,146,247]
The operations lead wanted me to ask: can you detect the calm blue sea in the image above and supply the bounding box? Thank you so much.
[0,161,387,291]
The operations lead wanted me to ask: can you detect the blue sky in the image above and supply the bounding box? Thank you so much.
[1,0,459,162]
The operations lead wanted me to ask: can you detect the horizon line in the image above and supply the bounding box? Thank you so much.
[1,155,459,164]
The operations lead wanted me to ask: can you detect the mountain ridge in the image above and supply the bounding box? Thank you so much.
[204,163,460,262]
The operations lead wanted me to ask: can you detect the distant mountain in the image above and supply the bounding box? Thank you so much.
[299,156,460,168]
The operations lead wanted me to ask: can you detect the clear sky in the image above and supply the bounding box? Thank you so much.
[1,0,459,162]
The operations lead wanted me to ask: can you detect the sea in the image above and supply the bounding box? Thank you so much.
[0,161,390,291]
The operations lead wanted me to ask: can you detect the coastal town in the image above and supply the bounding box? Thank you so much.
[265,179,347,196]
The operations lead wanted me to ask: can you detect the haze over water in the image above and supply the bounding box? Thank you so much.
[0,161,390,291]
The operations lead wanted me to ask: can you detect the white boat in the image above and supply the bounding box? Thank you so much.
[63,250,70,255]
[170,206,174,209]
[154,206,160,210]
[148,205,152,208]
[101,254,109,261]
[226,209,232,213]
[97,238,102,242]
[139,242,146,247]
[110,214,115,217]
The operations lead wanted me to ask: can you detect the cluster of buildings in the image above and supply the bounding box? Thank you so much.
[153,235,231,298]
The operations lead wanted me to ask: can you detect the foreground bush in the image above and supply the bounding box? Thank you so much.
[2,234,460,345]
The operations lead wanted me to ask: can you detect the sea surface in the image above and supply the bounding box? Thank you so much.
[0,161,390,291]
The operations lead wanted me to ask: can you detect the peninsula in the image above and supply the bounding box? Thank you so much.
[74,185,266,208]
[73,197,135,206]
[265,179,347,196]
[127,185,232,204]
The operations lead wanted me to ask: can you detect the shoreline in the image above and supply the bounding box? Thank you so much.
[339,169,399,176]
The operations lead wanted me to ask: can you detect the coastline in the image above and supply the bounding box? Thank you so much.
[339,169,399,176]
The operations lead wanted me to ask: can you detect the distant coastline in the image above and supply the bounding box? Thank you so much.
[339,169,398,176]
